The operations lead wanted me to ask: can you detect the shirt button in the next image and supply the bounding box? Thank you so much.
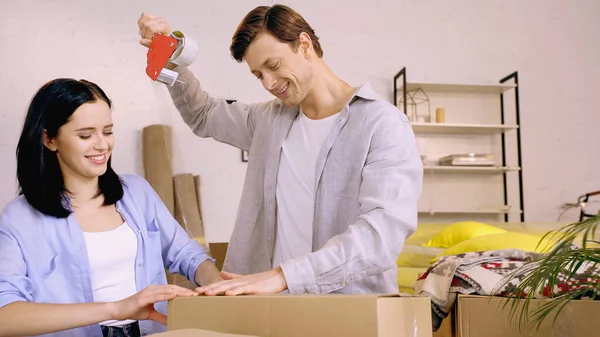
[138,263,144,267]
[142,331,148,336]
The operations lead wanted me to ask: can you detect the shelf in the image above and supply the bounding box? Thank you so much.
[411,122,518,134]
[418,207,523,215]
[423,166,520,173]
[395,67,524,222]
[399,82,516,94]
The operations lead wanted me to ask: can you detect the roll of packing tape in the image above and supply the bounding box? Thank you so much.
[169,30,199,67]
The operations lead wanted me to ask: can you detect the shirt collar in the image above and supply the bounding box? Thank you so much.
[348,83,378,105]
[284,82,378,115]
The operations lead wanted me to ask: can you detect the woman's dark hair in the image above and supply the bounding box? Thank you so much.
[16,78,124,218]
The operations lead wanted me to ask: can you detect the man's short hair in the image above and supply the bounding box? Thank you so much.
[230,4,323,63]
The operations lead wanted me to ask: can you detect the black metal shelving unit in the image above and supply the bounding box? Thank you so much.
[393,67,524,222]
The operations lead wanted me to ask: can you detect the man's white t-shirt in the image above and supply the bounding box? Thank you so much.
[272,109,339,268]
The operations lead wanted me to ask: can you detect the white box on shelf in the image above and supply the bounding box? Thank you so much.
[438,154,495,166]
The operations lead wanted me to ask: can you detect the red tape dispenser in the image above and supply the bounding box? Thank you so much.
[145,31,199,86]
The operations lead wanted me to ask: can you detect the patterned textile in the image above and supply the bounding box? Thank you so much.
[413,249,599,331]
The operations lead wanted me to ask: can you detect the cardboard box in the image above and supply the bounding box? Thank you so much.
[432,311,453,337]
[154,329,259,336]
[455,295,600,337]
[167,294,432,337]
[207,242,228,271]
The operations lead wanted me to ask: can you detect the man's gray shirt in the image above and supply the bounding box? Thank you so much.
[168,67,423,294]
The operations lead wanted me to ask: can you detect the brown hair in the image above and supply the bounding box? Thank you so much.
[230,4,323,62]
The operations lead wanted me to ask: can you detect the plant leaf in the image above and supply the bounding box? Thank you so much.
[497,214,600,332]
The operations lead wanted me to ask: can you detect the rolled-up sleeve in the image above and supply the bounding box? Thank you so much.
[281,113,423,294]
[0,219,33,308]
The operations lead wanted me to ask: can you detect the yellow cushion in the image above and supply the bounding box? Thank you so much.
[397,245,445,267]
[431,232,555,263]
[423,221,507,248]
[396,266,427,294]
[192,237,206,245]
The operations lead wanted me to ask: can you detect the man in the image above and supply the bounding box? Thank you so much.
[137,4,423,296]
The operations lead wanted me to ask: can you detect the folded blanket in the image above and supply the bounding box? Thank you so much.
[413,248,598,331]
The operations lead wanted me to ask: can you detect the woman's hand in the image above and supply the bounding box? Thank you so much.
[109,284,198,325]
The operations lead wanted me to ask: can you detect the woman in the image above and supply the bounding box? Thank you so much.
[0,78,223,337]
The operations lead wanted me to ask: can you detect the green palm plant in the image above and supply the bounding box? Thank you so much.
[499,214,600,333]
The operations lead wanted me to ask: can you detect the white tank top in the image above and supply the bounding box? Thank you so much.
[83,222,138,326]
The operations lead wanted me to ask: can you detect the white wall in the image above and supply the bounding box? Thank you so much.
[0,0,598,242]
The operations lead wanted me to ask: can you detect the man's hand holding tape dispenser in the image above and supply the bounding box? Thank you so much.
[137,5,421,297]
